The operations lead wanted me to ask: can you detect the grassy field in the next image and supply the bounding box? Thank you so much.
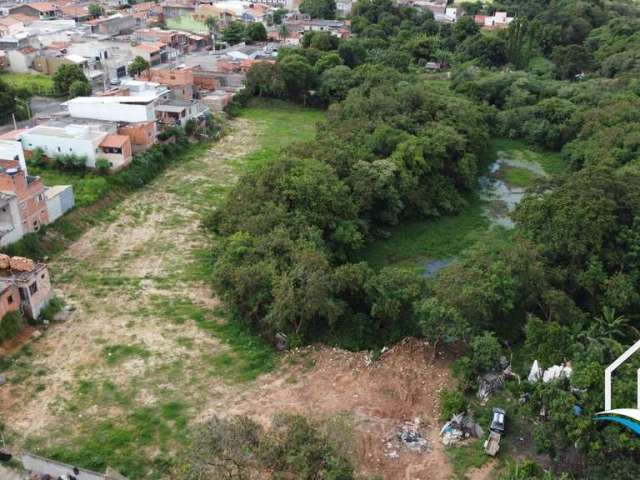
[357,198,490,274]
[166,15,208,34]
[234,98,324,173]
[1,101,323,479]
[0,72,55,96]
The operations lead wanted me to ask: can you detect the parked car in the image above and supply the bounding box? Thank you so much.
[490,407,506,433]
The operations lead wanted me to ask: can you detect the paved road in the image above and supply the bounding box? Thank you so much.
[0,96,64,134]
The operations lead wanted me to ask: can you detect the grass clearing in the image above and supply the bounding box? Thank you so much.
[446,440,490,479]
[490,138,567,176]
[0,72,56,96]
[233,98,324,173]
[103,344,151,365]
[357,198,489,273]
[499,165,541,188]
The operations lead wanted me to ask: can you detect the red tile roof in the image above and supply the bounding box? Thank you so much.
[100,134,129,149]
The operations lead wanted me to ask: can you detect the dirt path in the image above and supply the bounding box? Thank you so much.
[0,112,454,479]
[0,116,258,437]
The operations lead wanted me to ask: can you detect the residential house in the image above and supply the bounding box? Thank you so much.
[335,0,352,17]
[162,3,196,19]
[4,45,38,74]
[131,41,168,65]
[117,120,156,153]
[19,122,133,170]
[0,139,27,172]
[475,11,514,29]
[87,13,137,36]
[138,64,194,100]
[0,160,49,237]
[0,255,52,319]
[9,2,62,20]
[155,99,209,127]
[134,28,189,55]
[60,5,92,22]
[0,16,25,37]
[98,134,133,170]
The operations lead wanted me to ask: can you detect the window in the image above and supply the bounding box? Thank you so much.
[7,295,13,304]
[57,147,61,152]
[41,273,45,279]
[29,282,38,295]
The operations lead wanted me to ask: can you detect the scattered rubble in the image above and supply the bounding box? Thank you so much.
[384,418,432,458]
[440,413,484,446]
[477,372,505,403]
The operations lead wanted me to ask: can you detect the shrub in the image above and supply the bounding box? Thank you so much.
[0,311,23,343]
[95,158,112,173]
[40,296,65,323]
[439,388,468,420]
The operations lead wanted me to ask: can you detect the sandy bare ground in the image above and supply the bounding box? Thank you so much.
[0,115,455,479]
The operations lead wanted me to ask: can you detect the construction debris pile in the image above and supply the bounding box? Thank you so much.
[439,413,484,446]
[384,419,432,458]
[0,254,35,272]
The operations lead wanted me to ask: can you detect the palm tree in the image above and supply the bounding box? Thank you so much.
[205,15,219,48]
[278,23,289,42]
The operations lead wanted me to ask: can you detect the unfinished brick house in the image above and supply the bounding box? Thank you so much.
[0,160,49,243]
[139,65,194,101]
[0,255,52,320]
[117,121,157,153]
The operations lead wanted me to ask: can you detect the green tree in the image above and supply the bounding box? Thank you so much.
[314,52,342,74]
[279,54,316,99]
[299,0,336,19]
[204,15,219,45]
[68,79,92,98]
[279,23,289,41]
[53,64,89,97]
[88,3,103,16]
[223,21,246,45]
[470,332,502,374]
[318,65,355,103]
[128,55,150,77]
[0,79,17,123]
[246,22,267,43]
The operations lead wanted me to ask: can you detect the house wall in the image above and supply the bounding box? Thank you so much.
[17,265,52,319]
[0,171,49,234]
[118,121,156,153]
[6,50,35,73]
[32,55,72,75]
[0,140,27,172]
[21,131,103,163]
[0,285,20,320]
[0,198,24,247]
[67,100,156,123]
[45,185,74,223]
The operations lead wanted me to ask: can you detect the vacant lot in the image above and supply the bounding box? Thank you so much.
[0,101,459,479]
[0,101,322,477]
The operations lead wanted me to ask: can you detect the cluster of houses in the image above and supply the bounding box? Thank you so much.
[0,0,353,80]
[401,0,514,28]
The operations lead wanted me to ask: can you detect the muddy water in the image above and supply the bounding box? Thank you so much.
[422,152,545,278]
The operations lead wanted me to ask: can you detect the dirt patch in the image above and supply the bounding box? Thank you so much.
[205,338,454,480]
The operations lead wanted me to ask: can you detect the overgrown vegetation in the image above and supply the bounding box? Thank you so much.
[178,413,367,479]
[0,311,23,343]
[213,0,640,476]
